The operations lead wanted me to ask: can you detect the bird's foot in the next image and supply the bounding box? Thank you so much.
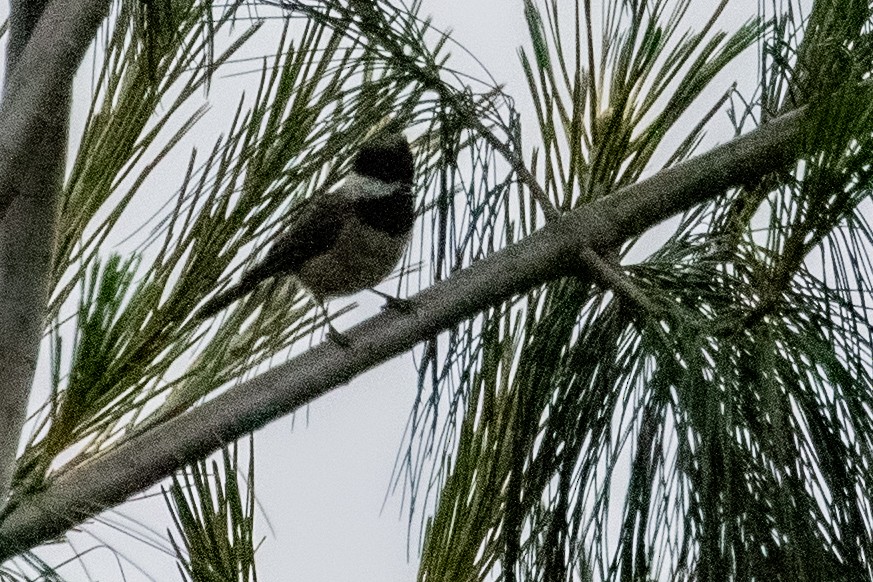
[368,289,414,312]
[327,323,351,348]
[382,295,414,312]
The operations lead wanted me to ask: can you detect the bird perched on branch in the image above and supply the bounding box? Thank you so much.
[194,131,416,342]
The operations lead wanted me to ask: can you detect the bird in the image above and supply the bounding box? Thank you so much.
[193,130,416,342]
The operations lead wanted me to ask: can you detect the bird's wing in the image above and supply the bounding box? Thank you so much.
[193,192,348,321]
[239,192,349,287]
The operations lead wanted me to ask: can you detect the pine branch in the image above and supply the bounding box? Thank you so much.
[0,0,113,510]
[0,0,114,220]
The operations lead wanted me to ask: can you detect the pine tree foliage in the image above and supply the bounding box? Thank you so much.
[406,1,873,580]
[0,0,871,580]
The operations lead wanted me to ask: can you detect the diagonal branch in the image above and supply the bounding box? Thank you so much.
[0,88,844,558]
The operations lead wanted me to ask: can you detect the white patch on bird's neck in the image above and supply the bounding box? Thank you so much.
[338,172,399,201]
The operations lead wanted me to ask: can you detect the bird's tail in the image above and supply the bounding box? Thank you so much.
[192,276,259,322]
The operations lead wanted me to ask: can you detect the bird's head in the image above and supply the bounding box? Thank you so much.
[352,132,414,185]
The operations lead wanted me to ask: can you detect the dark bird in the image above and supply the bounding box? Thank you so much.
[194,131,416,340]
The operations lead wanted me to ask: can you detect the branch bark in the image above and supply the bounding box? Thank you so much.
[0,0,113,219]
[0,0,111,510]
[0,94,824,557]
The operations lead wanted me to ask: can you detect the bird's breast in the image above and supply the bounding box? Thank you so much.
[295,216,409,298]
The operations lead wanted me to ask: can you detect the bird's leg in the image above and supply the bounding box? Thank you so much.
[314,300,350,347]
[367,288,414,312]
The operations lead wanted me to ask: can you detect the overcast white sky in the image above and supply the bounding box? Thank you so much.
[11,0,772,580]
